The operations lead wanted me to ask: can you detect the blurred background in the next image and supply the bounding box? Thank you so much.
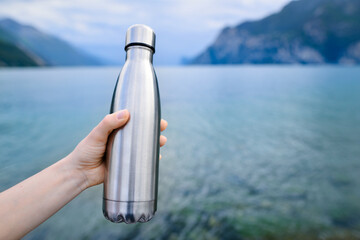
[1,0,360,239]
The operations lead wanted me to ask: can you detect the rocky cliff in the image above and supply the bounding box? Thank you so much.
[191,0,360,64]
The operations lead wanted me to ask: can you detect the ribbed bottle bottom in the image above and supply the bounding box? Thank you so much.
[103,199,156,224]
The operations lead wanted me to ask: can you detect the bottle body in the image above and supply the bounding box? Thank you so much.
[103,46,161,223]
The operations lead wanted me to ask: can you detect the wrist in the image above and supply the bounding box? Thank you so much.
[57,154,89,192]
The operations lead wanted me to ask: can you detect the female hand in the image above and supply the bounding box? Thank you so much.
[0,110,167,239]
[68,109,168,189]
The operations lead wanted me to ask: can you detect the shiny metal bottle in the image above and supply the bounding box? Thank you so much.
[103,24,160,224]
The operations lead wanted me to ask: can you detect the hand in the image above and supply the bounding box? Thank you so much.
[0,109,167,239]
[68,109,168,189]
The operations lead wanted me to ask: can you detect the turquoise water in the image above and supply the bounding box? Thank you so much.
[0,66,360,239]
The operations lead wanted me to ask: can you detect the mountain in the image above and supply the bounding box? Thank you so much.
[0,40,39,66]
[191,0,360,64]
[0,23,39,66]
[0,18,101,66]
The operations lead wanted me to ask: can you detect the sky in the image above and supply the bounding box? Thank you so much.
[0,0,291,65]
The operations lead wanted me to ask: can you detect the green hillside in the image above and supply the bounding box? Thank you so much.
[0,18,101,67]
[0,40,38,66]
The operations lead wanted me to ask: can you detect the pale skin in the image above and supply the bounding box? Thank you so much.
[0,109,168,240]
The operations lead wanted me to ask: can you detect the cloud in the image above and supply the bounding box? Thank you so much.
[0,0,291,64]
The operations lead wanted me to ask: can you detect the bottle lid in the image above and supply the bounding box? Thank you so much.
[125,24,156,53]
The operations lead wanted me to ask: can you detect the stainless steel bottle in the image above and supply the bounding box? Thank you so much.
[103,24,161,224]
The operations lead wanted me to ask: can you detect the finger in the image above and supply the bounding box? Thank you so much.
[88,110,130,142]
[160,119,168,132]
[160,135,167,147]
[160,154,162,160]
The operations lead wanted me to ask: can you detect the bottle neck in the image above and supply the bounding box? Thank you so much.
[125,46,153,63]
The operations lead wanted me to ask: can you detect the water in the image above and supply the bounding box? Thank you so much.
[0,66,360,239]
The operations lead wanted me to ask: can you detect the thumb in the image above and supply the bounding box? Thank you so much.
[88,109,130,143]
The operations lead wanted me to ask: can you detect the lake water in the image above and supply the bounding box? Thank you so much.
[0,66,360,239]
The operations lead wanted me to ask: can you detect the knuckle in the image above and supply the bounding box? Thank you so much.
[102,114,113,126]
[89,128,103,142]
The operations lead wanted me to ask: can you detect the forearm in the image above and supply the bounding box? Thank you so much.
[0,155,87,240]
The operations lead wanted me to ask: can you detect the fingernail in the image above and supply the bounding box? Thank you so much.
[117,110,127,120]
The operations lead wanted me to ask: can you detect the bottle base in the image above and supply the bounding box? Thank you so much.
[103,199,156,224]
